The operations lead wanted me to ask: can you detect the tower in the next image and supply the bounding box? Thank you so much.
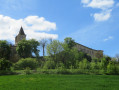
[15,27,26,45]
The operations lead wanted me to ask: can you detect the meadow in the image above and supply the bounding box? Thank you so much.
[0,74,119,90]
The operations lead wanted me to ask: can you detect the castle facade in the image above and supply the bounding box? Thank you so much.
[75,43,103,58]
[10,27,103,62]
[10,27,26,62]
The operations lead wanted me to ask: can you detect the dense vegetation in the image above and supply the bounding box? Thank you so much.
[0,37,119,75]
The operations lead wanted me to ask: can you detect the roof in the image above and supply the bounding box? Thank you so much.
[75,43,103,52]
[18,27,25,35]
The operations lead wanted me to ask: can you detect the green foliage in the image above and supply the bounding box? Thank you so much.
[47,40,63,64]
[14,58,38,70]
[64,37,76,49]
[24,67,31,75]
[16,39,40,58]
[78,51,92,62]
[47,40,63,56]
[79,58,89,70]
[16,39,32,58]
[107,61,118,74]
[0,40,11,59]
[58,47,79,68]
[46,37,92,69]
[56,68,71,74]
[29,39,40,57]
[56,62,65,69]
[0,58,12,70]
[43,60,55,69]
[90,61,97,70]
[56,63,71,74]
[100,58,109,70]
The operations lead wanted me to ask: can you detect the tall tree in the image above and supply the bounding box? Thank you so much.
[0,40,11,59]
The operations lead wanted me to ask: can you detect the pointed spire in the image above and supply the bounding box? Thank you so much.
[19,26,25,35]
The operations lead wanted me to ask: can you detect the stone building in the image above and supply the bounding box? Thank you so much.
[10,27,26,62]
[10,27,103,62]
[75,43,103,58]
[15,27,26,45]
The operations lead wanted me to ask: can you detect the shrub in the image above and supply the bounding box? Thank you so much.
[56,67,71,74]
[79,58,89,70]
[56,62,65,69]
[107,61,118,75]
[0,58,12,70]
[24,67,31,75]
[14,58,38,70]
[43,60,55,69]
[90,61,96,70]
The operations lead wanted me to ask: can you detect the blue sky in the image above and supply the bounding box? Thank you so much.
[0,0,119,57]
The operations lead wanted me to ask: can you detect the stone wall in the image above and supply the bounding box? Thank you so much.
[10,46,20,62]
[15,35,26,46]
[75,43,103,58]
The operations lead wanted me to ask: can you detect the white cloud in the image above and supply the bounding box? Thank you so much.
[81,0,90,4]
[94,10,111,21]
[0,15,58,43]
[87,0,114,10]
[24,16,56,31]
[103,36,113,41]
[81,0,114,21]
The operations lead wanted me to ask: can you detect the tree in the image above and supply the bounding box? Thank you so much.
[16,39,40,58]
[64,37,76,49]
[61,45,79,68]
[29,39,40,57]
[47,40,63,63]
[0,58,12,70]
[79,58,89,70]
[47,40,63,56]
[107,61,117,74]
[0,40,11,59]
[40,39,47,57]
[100,57,109,70]
[16,39,31,58]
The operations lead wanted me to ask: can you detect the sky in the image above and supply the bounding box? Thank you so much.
[0,0,119,57]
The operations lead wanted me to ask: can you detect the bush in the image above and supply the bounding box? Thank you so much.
[79,58,89,70]
[14,58,38,70]
[24,67,31,75]
[56,69,71,74]
[43,60,55,69]
[90,61,96,70]
[90,61,101,69]
[0,58,12,70]
[100,58,109,70]
[106,61,118,75]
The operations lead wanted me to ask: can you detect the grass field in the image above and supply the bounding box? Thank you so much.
[0,74,119,90]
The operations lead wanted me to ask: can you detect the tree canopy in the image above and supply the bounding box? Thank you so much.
[16,39,40,58]
[64,37,76,49]
[0,40,11,59]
